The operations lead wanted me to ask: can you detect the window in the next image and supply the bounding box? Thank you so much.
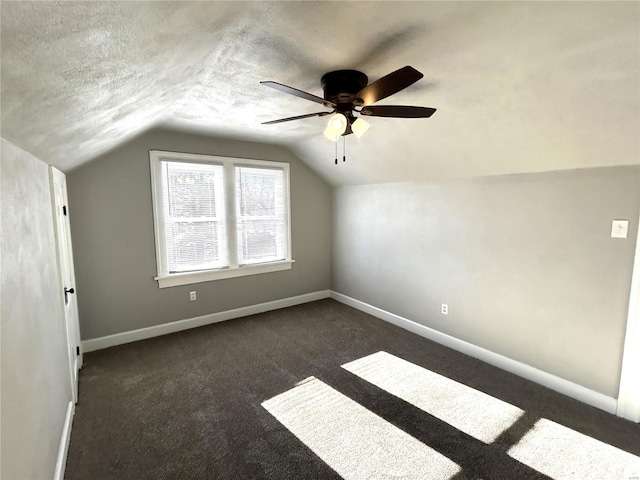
[150,151,292,288]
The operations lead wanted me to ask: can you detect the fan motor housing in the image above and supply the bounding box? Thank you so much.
[321,70,368,105]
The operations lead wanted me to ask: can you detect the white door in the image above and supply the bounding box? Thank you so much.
[50,166,82,403]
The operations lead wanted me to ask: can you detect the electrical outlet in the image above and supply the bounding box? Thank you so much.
[189,291,197,302]
[441,304,448,315]
[611,220,629,239]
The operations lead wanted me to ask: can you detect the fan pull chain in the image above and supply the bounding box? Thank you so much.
[335,140,338,165]
[343,136,346,162]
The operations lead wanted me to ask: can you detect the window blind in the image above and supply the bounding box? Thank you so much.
[161,160,226,273]
[235,166,287,265]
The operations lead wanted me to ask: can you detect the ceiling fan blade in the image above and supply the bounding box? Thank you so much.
[360,105,436,118]
[261,81,336,108]
[355,66,424,106]
[262,111,331,125]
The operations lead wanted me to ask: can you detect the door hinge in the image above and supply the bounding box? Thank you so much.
[63,205,67,216]
[76,346,80,356]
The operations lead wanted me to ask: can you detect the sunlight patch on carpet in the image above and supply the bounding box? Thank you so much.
[342,351,524,443]
[262,376,461,480]
[507,418,640,480]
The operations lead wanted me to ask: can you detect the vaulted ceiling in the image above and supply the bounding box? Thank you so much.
[1,1,638,185]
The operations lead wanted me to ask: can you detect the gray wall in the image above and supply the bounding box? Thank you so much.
[67,128,331,340]
[332,166,639,398]
[1,139,72,479]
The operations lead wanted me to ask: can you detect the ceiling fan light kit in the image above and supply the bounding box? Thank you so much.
[323,113,348,141]
[351,117,370,139]
[261,66,436,161]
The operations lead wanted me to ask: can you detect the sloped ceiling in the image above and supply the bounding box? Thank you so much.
[1,1,638,185]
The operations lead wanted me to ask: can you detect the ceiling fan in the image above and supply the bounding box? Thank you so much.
[260,66,436,141]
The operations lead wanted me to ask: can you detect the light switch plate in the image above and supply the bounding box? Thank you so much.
[611,220,629,239]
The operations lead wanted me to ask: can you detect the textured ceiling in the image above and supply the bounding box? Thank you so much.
[1,1,638,185]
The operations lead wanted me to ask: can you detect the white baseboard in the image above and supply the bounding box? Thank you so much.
[82,290,331,352]
[330,291,618,415]
[54,401,74,480]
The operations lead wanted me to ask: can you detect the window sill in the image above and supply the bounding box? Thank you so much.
[155,260,294,288]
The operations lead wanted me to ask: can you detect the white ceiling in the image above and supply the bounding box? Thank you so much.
[1,1,638,185]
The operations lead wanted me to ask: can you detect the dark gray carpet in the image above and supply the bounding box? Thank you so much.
[65,299,639,479]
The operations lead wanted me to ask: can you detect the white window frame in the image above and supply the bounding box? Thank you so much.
[150,150,292,288]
